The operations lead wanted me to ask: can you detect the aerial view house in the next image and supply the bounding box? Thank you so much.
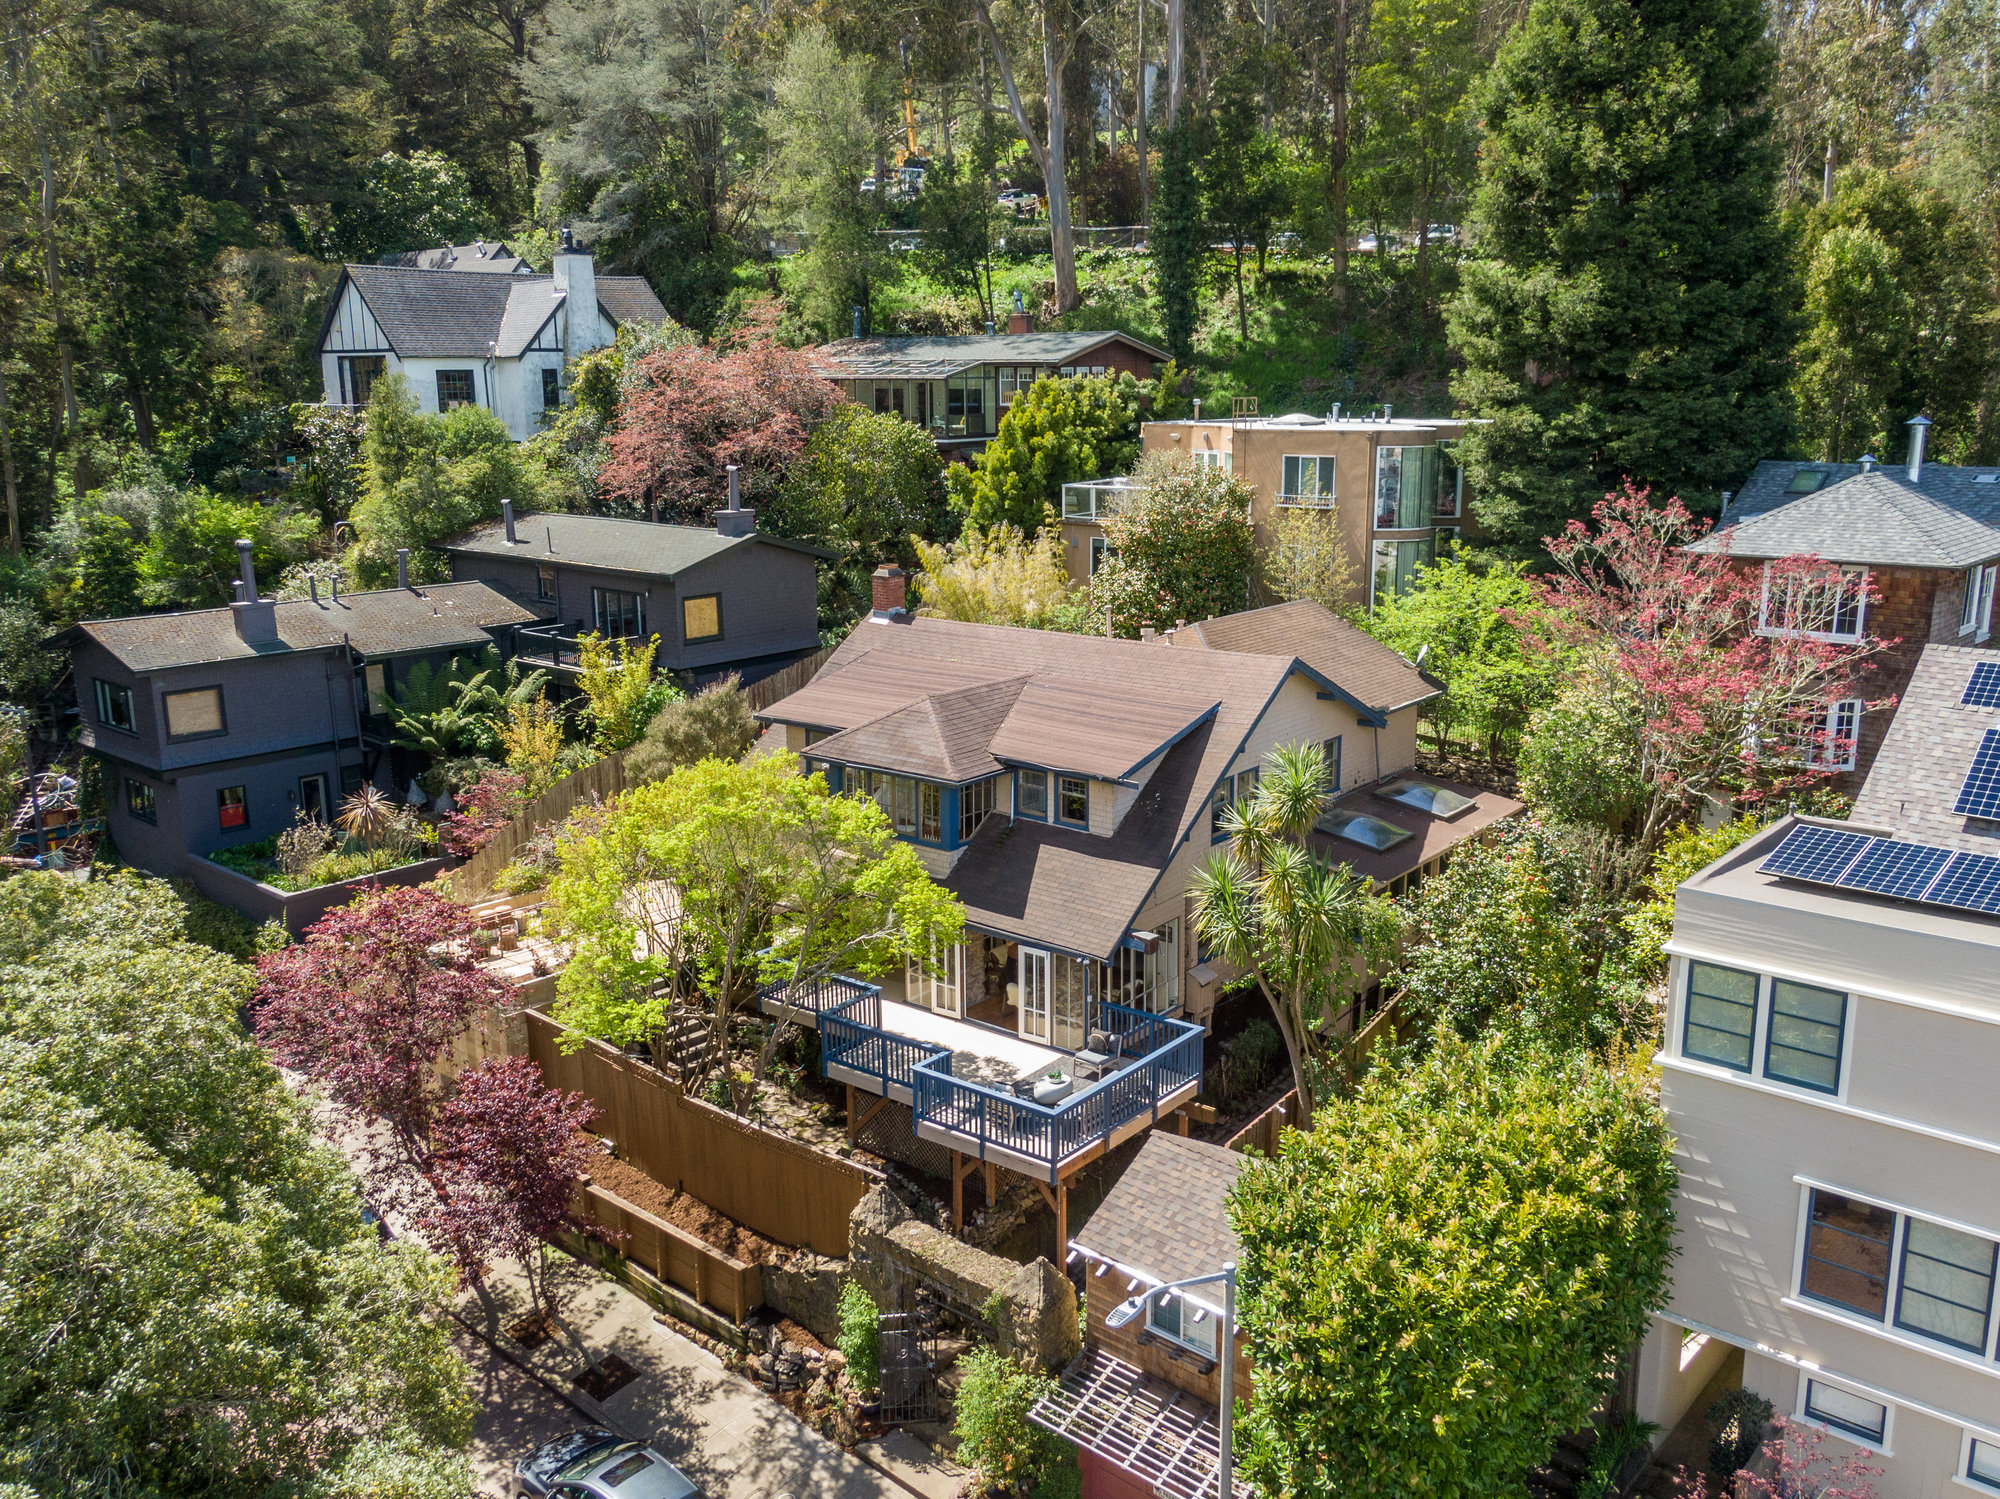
[809,326,1168,455]
[1690,414,2000,785]
[442,497,828,688]
[1058,408,1477,608]
[59,543,543,884]
[1636,644,2000,1499]
[316,228,669,439]
[1031,1130,1251,1499]
[752,584,1517,1235]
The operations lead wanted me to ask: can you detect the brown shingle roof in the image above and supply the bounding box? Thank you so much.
[1853,645,2000,851]
[988,677,1219,781]
[808,677,1030,782]
[1074,1132,1246,1284]
[69,582,546,672]
[1308,774,1525,886]
[1173,600,1439,718]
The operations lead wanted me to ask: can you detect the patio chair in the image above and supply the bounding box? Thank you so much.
[1073,1028,1123,1082]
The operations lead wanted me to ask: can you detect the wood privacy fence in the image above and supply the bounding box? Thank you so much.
[578,1182,762,1323]
[521,1009,877,1258]
[1222,997,1406,1156]
[451,647,833,898]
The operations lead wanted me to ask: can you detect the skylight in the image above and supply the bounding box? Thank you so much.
[1315,808,1415,853]
[1378,779,1477,820]
[1787,469,1830,494]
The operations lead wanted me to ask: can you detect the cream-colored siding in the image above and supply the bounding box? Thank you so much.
[1088,778,1116,836]
[784,724,810,753]
[1111,753,1164,829]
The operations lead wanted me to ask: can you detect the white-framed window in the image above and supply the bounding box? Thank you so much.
[1678,961,1849,1097]
[1374,445,1437,529]
[1193,448,1230,472]
[1057,775,1089,826]
[1760,563,1868,641]
[1798,1372,1890,1448]
[1962,1429,2000,1492]
[1807,699,1863,772]
[1797,1184,2000,1362]
[907,936,962,1016]
[1146,1286,1218,1357]
[1280,454,1336,508]
[1962,563,1997,641]
[1017,768,1049,820]
[1089,535,1109,576]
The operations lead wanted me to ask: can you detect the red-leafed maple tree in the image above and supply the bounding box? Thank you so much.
[599,313,846,522]
[1740,1418,1883,1499]
[253,884,505,1206]
[437,768,529,857]
[1525,484,1897,853]
[421,1056,610,1336]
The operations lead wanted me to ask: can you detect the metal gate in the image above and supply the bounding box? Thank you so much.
[877,1297,941,1423]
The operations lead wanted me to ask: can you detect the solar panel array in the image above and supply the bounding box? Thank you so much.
[1955,729,2000,820]
[1965,661,2000,709]
[1759,823,2000,917]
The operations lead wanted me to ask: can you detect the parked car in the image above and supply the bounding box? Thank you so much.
[1426,223,1459,242]
[514,1430,703,1499]
[859,176,877,194]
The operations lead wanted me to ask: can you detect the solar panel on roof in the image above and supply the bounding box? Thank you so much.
[1839,840,1955,900]
[1953,730,2000,820]
[1759,824,1873,885]
[1965,661,2000,710]
[1923,852,2000,917]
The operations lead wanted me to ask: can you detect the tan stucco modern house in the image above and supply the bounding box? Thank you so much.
[1638,643,2000,1497]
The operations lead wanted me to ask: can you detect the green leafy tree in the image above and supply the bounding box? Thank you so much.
[69,512,142,620]
[1150,125,1204,363]
[915,134,1004,327]
[390,649,549,758]
[0,600,64,701]
[1624,815,1762,973]
[1229,1039,1678,1499]
[625,675,757,784]
[545,752,963,1109]
[1788,168,1995,462]
[320,151,488,262]
[1397,819,1640,1056]
[1260,508,1360,617]
[952,1348,1076,1499]
[1516,675,1649,837]
[1191,743,1402,1121]
[1363,546,1562,758]
[0,872,473,1497]
[945,374,1144,534]
[575,632,670,753]
[1090,452,1258,635]
[772,406,950,627]
[912,517,1083,630]
[1447,0,1796,546]
[1198,57,1292,343]
[139,490,318,609]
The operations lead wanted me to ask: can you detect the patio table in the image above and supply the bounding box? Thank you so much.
[1031,1072,1074,1105]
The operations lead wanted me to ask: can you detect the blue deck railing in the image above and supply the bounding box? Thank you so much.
[814,983,954,1099]
[757,972,880,1022]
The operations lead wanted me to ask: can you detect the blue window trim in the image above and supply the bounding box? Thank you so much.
[1210,781,1233,843]
[1682,960,1759,1074]
[1055,774,1090,828]
[1015,768,1050,821]
[1762,978,1847,1096]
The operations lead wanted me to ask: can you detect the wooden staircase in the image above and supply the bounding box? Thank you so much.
[652,1002,718,1085]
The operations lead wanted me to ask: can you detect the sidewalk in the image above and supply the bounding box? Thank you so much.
[458,1259,907,1499]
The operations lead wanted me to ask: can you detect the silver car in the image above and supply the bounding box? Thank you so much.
[513,1429,703,1499]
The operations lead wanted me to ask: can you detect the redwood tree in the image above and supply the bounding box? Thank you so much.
[253,885,505,1204]
[598,320,846,523]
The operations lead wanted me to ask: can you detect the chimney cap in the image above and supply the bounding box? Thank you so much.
[1907,412,1935,428]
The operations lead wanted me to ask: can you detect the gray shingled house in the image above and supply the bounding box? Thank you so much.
[317,230,668,440]
[57,544,544,885]
[1692,415,2000,785]
[442,500,829,688]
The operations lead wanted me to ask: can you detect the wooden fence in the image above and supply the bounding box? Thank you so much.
[522,1009,877,1258]
[742,644,834,714]
[578,1182,763,1322]
[1222,997,1406,1156]
[451,751,631,898]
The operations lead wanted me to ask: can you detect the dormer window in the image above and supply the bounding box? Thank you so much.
[1057,775,1089,826]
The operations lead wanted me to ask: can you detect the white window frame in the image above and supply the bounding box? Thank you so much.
[1808,698,1863,772]
[1958,1426,2000,1494]
[1192,448,1230,472]
[907,936,963,1016]
[1796,1369,1893,1452]
[1146,1286,1219,1357]
[1759,563,1869,642]
[1278,453,1336,508]
[1790,1179,2000,1369]
[1672,960,1854,1101]
[1963,563,1998,642]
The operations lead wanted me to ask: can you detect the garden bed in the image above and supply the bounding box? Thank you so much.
[207,834,439,893]
[588,1147,786,1266]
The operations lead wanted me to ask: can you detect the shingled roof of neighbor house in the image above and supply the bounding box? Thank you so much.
[64,582,545,672]
[444,513,833,574]
[811,329,1169,381]
[1172,599,1440,717]
[1853,644,2000,852]
[1074,1132,1245,1288]
[329,264,669,360]
[1690,460,2000,569]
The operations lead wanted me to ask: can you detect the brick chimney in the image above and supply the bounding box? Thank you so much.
[1007,287,1032,335]
[870,564,908,620]
[229,538,278,644]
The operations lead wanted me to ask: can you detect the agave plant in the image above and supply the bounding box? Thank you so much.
[336,785,397,858]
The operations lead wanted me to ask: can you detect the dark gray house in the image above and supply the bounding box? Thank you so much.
[59,545,543,878]
[443,499,828,687]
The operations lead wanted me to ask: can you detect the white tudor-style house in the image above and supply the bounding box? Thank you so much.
[315,229,669,440]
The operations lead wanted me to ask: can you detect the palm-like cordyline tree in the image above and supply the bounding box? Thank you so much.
[1190,742,1401,1123]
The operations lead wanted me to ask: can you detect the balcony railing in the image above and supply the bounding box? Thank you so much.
[1061,477,1141,521]
[817,984,952,1102]
[514,622,651,671]
[757,973,881,1025]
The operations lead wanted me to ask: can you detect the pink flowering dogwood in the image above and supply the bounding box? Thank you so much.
[1524,485,1897,853]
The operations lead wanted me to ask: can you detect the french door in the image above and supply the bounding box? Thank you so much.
[1018,947,1052,1044]
[909,938,962,1016]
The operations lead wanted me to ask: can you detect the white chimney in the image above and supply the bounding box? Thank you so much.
[552,227,605,363]
[1907,413,1933,483]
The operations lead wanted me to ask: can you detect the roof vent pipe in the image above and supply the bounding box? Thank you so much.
[1383,403,1393,423]
[716,463,756,538]
[1907,413,1934,483]
[502,498,518,545]
[235,538,259,603]
[1330,403,1342,421]
[1192,398,1201,421]
[852,305,863,338]
[310,574,320,604]
[1860,454,1877,474]
[397,548,410,590]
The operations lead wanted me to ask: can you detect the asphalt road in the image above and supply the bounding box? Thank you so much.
[452,1322,581,1498]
